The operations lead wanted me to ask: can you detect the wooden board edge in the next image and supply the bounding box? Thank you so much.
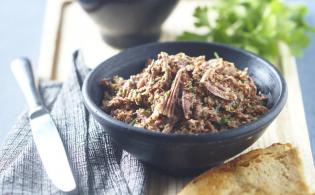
[37,0,73,81]
[279,43,315,191]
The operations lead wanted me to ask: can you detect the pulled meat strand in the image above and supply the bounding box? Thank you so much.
[200,59,237,101]
[181,89,194,119]
[160,68,185,118]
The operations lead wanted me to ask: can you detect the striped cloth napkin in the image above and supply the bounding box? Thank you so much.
[0,51,147,195]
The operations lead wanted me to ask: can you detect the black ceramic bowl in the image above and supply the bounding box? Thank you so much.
[82,41,287,175]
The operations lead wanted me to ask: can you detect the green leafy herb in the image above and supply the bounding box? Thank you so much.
[177,0,315,63]
[193,6,211,28]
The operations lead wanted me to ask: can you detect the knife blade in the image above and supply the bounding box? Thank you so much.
[11,58,76,192]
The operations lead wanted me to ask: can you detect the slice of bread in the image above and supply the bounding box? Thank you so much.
[178,143,312,195]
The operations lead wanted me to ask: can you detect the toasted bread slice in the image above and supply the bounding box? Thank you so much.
[178,143,311,195]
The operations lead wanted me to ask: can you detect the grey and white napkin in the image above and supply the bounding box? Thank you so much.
[0,51,147,195]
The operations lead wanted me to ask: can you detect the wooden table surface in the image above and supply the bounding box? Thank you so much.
[37,0,315,193]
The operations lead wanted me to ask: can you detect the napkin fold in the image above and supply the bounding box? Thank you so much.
[0,51,147,195]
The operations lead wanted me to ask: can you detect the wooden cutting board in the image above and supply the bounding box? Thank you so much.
[37,0,315,193]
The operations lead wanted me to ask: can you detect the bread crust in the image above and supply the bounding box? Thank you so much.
[178,143,311,195]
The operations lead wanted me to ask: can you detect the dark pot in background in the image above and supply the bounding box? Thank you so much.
[78,0,179,48]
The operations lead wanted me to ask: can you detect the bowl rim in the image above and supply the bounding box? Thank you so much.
[82,41,288,142]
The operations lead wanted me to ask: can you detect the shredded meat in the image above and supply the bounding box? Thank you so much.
[160,68,185,118]
[181,89,194,119]
[100,52,268,134]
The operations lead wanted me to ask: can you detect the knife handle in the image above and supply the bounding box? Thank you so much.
[11,58,43,111]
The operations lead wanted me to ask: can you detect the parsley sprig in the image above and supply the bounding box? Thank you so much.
[178,0,315,63]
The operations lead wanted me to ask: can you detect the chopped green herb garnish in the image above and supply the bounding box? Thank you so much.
[185,81,195,93]
[219,117,229,125]
[189,87,195,93]
[214,52,220,59]
[143,108,152,115]
[129,119,137,126]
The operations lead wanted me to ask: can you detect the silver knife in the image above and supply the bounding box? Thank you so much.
[11,58,76,192]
